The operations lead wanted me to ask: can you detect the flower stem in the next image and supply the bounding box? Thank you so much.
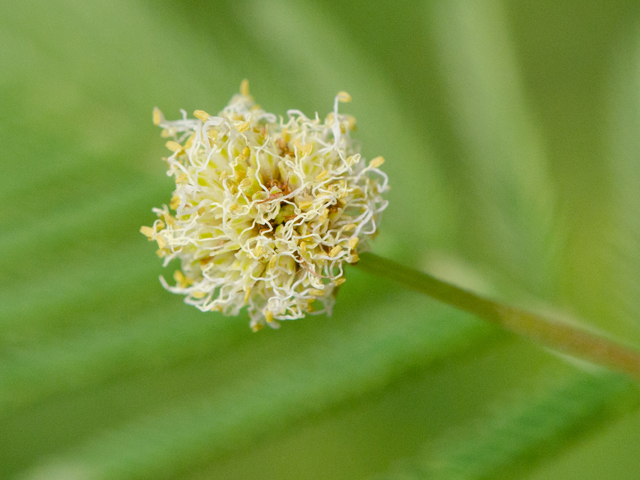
[356,252,640,381]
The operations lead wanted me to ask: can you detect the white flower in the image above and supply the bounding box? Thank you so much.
[141,80,389,330]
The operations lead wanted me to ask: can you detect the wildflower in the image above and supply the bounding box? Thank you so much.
[141,80,389,331]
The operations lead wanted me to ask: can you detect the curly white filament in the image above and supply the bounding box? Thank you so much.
[142,81,389,330]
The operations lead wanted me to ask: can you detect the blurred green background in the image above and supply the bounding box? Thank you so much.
[3,0,640,478]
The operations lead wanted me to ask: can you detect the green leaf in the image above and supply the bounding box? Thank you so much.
[606,32,640,339]
[375,372,639,480]
[16,292,493,480]
[426,0,558,297]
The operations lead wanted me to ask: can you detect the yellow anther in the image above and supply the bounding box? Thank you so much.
[316,170,329,181]
[208,129,219,140]
[161,129,170,138]
[156,249,166,258]
[240,79,250,96]
[184,133,195,150]
[174,270,186,286]
[210,305,221,312]
[239,178,252,190]
[300,241,307,254]
[192,291,207,299]
[334,277,346,286]
[299,201,313,210]
[265,310,274,323]
[348,237,359,249]
[344,223,356,232]
[193,110,210,122]
[156,220,166,230]
[253,245,263,257]
[350,253,360,263]
[237,121,251,133]
[165,141,183,153]
[244,288,251,302]
[228,203,239,211]
[252,323,264,332]
[170,195,181,210]
[152,107,163,126]
[345,115,357,130]
[325,112,335,125]
[329,245,342,257]
[156,236,166,249]
[242,146,251,157]
[337,91,352,103]
[369,156,385,168]
[301,143,313,156]
[309,288,325,296]
[269,255,278,269]
[140,226,154,239]
[163,212,176,226]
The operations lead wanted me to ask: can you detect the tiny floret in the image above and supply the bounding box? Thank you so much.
[143,81,389,330]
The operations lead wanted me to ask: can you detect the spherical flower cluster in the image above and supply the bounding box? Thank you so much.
[141,81,389,331]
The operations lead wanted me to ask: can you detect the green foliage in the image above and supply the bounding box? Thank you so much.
[18,294,494,480]
[608,33,640,335]
[376,372,638,480]
[2,0,640,479]
[426,0,557,297]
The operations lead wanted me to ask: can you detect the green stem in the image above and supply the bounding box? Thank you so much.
[356,252,640,381]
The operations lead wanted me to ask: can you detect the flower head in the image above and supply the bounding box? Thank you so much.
[141,81,389,330]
